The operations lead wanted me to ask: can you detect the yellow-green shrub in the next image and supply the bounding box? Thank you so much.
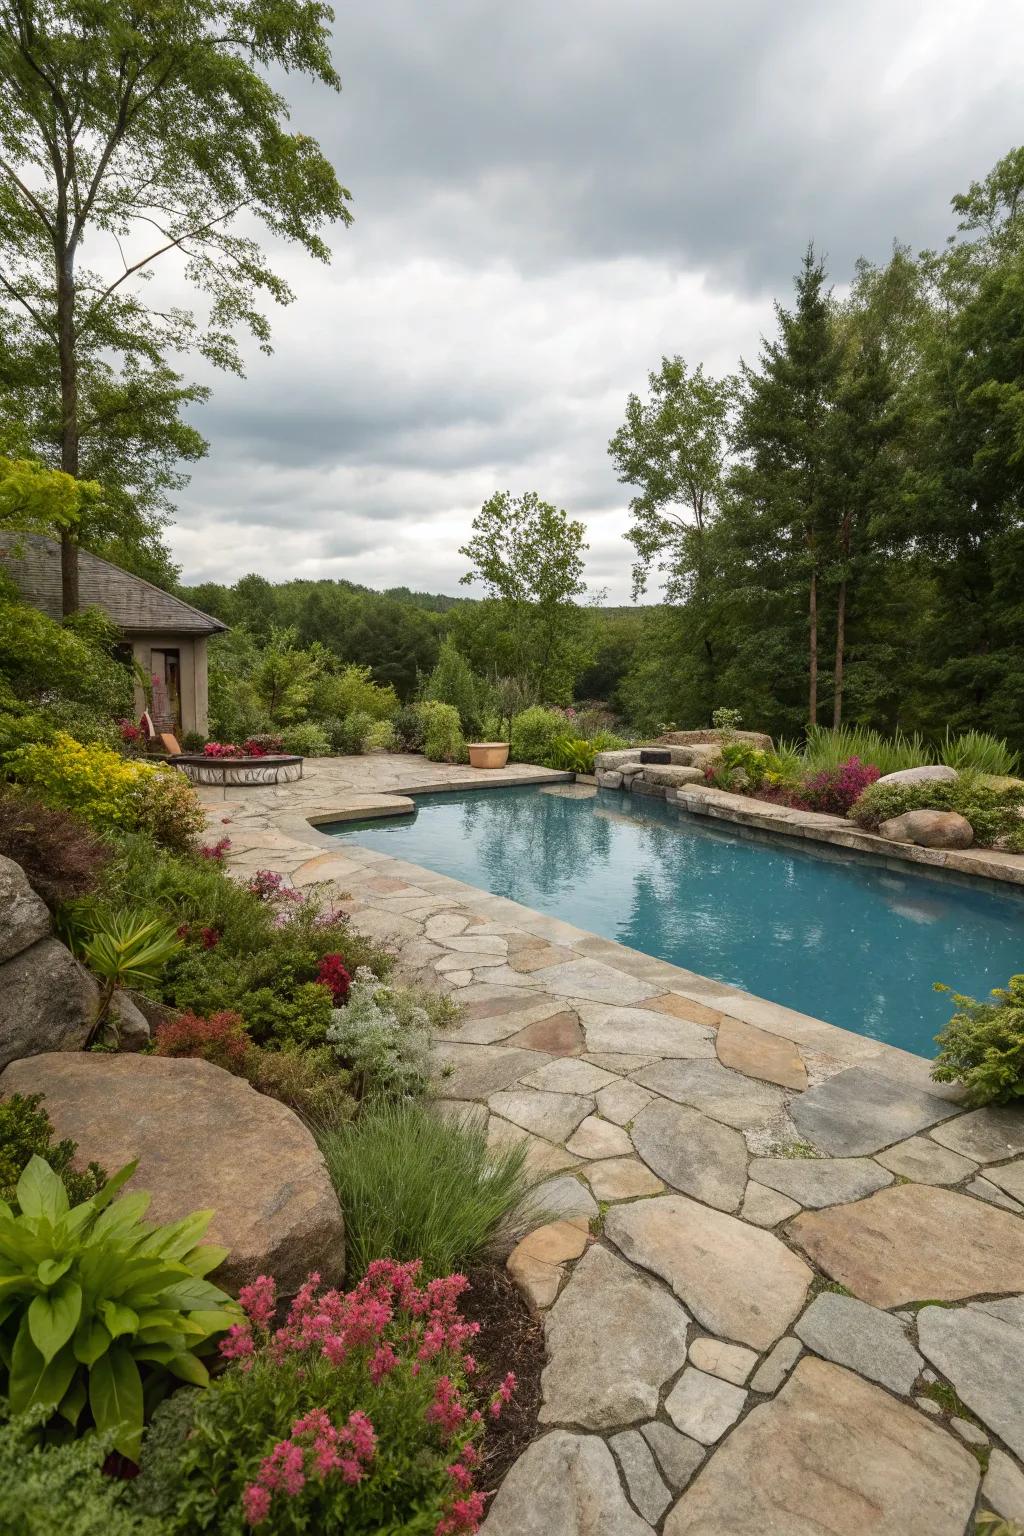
[5,733,203,851]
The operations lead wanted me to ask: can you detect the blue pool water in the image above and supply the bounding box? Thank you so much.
[328,784,1024,1057]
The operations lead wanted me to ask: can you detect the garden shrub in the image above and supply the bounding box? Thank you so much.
[135,1262,507,1535]
[326,968,434,1099]
[331,709,374,755]
[392,703,426,752]
[849,773,1024,845]
[0,1156,239,1458]
[181,731,206,753]
[153,1009,253,1072]
[317,1100,536,1281]
[509,706,565,765]
[244,1043,356,1125]
[317,664,400,722]
[422,639,484,736]
[418,700,466,763]
[363,718,397,752]
[0,1093,105,1206]
[153,1014,357,1123]
[136,766,206,852]
[0,788,109,908]
[281,721,331,757]
[0,1411,162,1536]
[5,734,203,851]
[931,974,1024,1105]
[796,756,880,816]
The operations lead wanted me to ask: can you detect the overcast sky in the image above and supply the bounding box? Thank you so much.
[170,0,1022,602]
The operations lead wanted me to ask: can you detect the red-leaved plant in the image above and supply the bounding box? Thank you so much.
[160,1262,512,1534]
[795,755,881,816]
[316,953,352,1004]
[153,1009,252,1073]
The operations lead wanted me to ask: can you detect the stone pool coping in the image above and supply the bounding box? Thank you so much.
[201,755,1024,1533]
[659,781,1024,889]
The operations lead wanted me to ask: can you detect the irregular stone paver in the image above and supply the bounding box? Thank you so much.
[610,1430,672,1523]
[508,943,577,973]
[630,1100,748,1212]
[488,1088,593,1142]
[929,1104,1024,1163]
[917,1304,1024,1458]
[507,1220,589,1310]
[634,1057,786,1132]
[607,1195,812,1350]
[528,1172,599,1228]
[665,1368,746,1444]
[794,1293,923,1394]
[639,1422,705,1493]
[969,1175,1024,1211]
[687,1337,757,1385]
[488,1118,580,1178]
[748,1155,892,1208]
[740,1181,801,1228]
[579,1003,716,1059]
[480,1429,654,1535]
[790,1066,955,1155]
[663,1358,979,1535]
[582,1157,664,1202]
[539,1245,690,1430]
[715,1016,807,1091]
[596,1078,654,1126]
[983,1449,1024,1523]
[985,1157,1024,1202]
[523,959,659,1005]
[520,1058,615,1095]
[974,1293,1024,1328]
[585,1051,657,1075]
[647,992,722,1028]
[565,1114,633,1159]
[749,1336,802,1394]
[874,1134,978,1185]
[431,1041,550,1099]
[787,1185,1024,1307]
[503,1010,584,1055]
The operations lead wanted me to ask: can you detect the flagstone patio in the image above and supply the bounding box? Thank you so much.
[201,755,1024,1535]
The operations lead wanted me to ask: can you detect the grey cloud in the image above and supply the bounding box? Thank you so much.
[168,1,1023,601]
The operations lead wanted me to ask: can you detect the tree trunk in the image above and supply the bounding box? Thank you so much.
[808,566,818,726]
[57,243,79,615]
[832,576,846,729]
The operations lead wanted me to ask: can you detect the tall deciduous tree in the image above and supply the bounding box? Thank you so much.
[0,0,351,610]
[459,490,593,701]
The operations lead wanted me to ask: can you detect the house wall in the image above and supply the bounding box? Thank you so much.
[129,633,210,738]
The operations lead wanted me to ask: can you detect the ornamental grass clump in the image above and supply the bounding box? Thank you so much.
[137,1263,514,1535]
[316,1101,537,1282]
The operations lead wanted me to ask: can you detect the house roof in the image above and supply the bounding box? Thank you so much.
[0,532,227,636]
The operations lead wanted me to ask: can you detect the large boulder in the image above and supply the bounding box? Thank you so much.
[0,938,98,1069]
[0,1053,345,1293]
[0,853,51,963]
[878,809,974,849]
[875,764,958,788]
[659,729,773,751]
[642,765,707,788]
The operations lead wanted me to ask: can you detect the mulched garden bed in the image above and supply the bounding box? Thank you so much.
[463,1262,546,1491]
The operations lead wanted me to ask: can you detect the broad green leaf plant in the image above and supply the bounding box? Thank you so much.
[0,1156,240,1459]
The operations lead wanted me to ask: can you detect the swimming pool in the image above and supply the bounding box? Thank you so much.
[328,783,1024,1057]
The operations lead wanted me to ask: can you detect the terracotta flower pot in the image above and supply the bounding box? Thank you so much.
[467,742,510,769]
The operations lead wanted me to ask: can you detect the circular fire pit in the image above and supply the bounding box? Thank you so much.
[171,754,303,787]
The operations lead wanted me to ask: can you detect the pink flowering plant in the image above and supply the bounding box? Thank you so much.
[158,1260,511,1535]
